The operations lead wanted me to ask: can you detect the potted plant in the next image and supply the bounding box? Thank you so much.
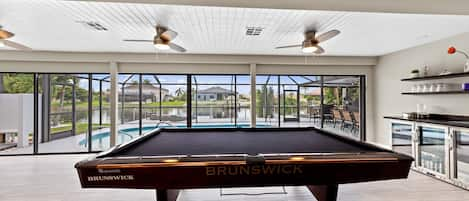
[410,69,420,78]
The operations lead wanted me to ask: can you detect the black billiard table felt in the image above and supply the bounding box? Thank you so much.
[106,128,381,157]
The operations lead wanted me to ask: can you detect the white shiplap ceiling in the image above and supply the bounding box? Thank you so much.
[1,0,469,56]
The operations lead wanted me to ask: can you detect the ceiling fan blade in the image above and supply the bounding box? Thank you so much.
[168,42,186,52]
[123,39,153,42]
[314,45,325,54]
[0,29,14,39]
[161,29,178,40]
[316,30,340,43]
[275,44,302,49]
[4,40,32,51]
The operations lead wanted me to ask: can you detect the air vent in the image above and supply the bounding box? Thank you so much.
[77,21,108,31]
[245,26,263,36]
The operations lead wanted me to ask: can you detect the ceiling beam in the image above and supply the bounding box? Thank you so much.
[65,0,469,15]
[0,50,377,66]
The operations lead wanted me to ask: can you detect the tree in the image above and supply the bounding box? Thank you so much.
[267,87,274,117]
[323,88,336,105]
[174,88,186,101]
[53,75,73,109]
[175,88,184,97]
[256,88,264,117]
[256,86,274,117]
[0,74,4,93]
[3,74,34,93]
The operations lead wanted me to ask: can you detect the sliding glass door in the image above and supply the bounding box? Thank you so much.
[283,89,299,122]
[256,74,365,140]
[0,71,367,155]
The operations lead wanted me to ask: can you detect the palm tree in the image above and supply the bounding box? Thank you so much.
[0,74,4,93]
[53,75,73,109]
[175,88,185,97]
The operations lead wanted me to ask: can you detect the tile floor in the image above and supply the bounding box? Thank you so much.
[0,154,468,201]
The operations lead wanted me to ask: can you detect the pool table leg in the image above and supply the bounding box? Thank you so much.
[307,184,338,201]
[156,189,180,201]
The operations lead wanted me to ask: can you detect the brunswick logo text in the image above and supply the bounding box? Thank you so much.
[87,175,135,182]
[206,165,303,176]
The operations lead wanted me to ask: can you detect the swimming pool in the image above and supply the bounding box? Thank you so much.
[80,123,271,149]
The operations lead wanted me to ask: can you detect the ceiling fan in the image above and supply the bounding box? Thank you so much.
[275,29,340,54]
[124,26,186,52]
[0,25,32,51]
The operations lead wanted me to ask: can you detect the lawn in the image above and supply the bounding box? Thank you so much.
[143,100,186,107]
[51,123,110,135]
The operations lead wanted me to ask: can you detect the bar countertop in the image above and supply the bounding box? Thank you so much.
[384,115,469,129]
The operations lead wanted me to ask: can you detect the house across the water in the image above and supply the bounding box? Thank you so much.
[196,86,236,101]
[118,84,171,102]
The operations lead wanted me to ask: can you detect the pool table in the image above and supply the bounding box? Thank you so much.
[75,127,413,201]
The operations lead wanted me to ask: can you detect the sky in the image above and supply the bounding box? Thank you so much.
[77,74,322,96]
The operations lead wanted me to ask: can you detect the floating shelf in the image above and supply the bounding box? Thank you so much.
[401,72,469,81]
[401,91,469,95]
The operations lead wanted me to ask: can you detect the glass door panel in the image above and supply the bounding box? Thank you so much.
[392,122,413,156]
[418,125,447,175]
[283,89,299,122]
[39,74,89,153]
[455,130,469,184]
[192,75,235,127]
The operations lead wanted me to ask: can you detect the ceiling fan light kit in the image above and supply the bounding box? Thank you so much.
[154,43,170,50]
[0,26,14,39]
[153,37,170,50]
[0,25,32,51]
[124,25,186,52]
[301,41,318,53]
[275,29,340,55]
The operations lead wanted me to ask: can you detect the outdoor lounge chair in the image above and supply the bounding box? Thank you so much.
[332,109,344,128]
[342,110,354,131]
[352,112,360,133]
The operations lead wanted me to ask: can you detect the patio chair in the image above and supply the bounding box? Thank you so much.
[309,107,321,124]
[352,112,360,133]
[332,109,344,128]
[342,110,354,131]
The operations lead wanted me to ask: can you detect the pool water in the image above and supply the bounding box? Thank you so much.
[80,123,270,149]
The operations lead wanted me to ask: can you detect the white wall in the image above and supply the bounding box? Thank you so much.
[0,94,21,132]
[373,32,469,146]
[0,94,40,147]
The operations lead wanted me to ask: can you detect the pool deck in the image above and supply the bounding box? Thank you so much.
[0,118,358,155]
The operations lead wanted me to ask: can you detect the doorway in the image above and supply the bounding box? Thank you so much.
[283,88,300,122]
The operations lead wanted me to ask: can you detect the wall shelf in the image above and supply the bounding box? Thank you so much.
[401,72,469,81]
[401,91,469,95]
